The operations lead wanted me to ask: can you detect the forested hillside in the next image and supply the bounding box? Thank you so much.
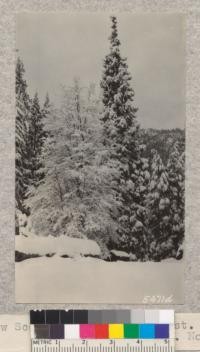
[140,128,185,164]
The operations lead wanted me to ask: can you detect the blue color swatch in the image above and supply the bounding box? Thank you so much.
[155,324,169,339]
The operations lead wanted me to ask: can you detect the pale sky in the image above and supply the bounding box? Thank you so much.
[16,13,185,129]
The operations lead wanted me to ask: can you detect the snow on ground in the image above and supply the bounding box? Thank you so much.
[16,235,101,257]
[15,256,183,303]
[15,234,183,303]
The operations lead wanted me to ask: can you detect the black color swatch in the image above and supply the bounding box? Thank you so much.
[74,310,88,323]
[46,310,60,324]
[30,310,45,324]
[60,310,74,324]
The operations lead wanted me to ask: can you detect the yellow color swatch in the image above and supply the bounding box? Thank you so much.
[109,324,124,339]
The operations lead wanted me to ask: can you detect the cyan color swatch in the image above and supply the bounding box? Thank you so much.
[139,324,155,339]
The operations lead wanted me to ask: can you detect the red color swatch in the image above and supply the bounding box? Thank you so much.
[95,324,109,339]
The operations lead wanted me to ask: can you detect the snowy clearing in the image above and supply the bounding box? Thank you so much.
[15,256,183,303]
[15,235,101,257]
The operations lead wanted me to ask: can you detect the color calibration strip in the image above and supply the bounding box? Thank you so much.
[30,310,174,340]
[30,309,174,324]
[31,323,171,339]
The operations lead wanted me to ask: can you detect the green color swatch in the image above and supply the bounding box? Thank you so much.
[124,324,139,338]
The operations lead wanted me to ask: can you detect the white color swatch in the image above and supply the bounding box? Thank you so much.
[64,324,80,339]
[159,310,174,323]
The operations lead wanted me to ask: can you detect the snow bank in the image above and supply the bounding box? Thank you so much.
[110,250,129,257]
[109,250,130,262]
[15,235,101,257]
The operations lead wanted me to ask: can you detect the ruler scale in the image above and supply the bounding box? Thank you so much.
[31,339,174,352]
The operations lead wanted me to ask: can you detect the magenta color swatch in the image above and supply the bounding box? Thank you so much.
[80,324,95,338]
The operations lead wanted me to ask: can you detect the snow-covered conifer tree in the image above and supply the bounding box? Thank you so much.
[145,150,172,260]
[27,92,46,186]
[167,142,185,258]
[100,16,144,255]
[15,57,31,212]
[43,93,51,118]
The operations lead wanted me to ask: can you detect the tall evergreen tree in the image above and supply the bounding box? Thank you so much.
[15,57,30,212]
[167,142,185,258]
[43,93,51,117]
[101,17,138,138]
[145,150,171,260]
[27,92,46,187]
[100,16,143,255]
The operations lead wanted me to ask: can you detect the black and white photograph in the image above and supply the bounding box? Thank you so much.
[15,13,185,303]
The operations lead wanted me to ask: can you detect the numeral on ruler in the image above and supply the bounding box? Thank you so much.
[31,339,174,352]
